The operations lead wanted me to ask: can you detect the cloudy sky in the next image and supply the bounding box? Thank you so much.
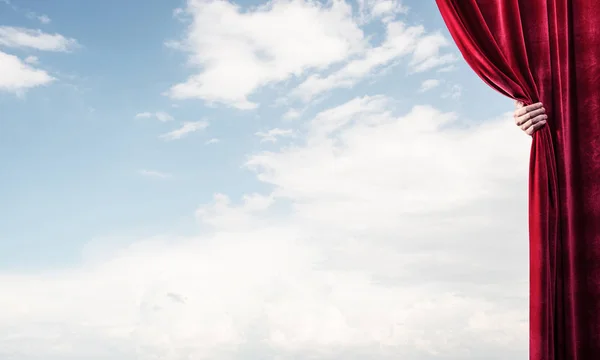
[0,0,532,359]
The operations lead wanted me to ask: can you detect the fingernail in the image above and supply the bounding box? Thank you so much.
[541,120,547,124]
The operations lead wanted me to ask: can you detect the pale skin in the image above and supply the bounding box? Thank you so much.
[514,101,547,135]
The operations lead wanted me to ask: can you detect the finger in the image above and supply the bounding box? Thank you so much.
[515,100,524,109]
[526,120,547,135]
[515,102,543,117]
[520,114,548,131]
[522,115,547,132]
[516,108,547,125]
[516,111,534,126]
[514,102,543,117]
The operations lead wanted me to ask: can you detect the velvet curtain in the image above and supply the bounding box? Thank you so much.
[435,1,600,359]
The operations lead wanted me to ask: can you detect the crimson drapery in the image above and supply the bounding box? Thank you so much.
[435,1,600,359]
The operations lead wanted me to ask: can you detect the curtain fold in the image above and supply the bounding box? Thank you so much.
[436,1,600,359]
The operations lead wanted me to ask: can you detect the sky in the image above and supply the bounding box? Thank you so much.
[0,0,532,359]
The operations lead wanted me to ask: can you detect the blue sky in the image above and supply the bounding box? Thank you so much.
[0,0,529,359]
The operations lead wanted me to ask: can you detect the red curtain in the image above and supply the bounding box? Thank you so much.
[435,1,600,359]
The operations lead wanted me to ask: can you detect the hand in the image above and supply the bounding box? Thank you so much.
[514,101,547,135]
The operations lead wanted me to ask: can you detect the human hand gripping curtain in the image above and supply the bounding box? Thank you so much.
[515,102,547,135]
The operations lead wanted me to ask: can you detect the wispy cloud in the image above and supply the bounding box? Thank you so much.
[25,11,51,24]
[24,55,38,64]
[356,0,407,23]
[282,108,302,121]
[291,23,456,102]
[442,84,463,99]
[438,64,458,72]
[408,32,457,73]
[36,14,51,24]
[419,78,441,92]
[206,138,220,145]
[138,169,172,179]
[2,0,50,23]
[134,111,174,122]
[255,128,295,143]
[0,26,78,52]
[159,121,209,141]
[0,0,16,11]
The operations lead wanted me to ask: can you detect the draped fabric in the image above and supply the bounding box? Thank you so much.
[435,1,600,359]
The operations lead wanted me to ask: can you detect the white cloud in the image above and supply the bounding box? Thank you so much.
[442,84,462,99]
[24,55,38,64]
[206,138,220,145]
[0,95,531,359]
[139,169,173,179]
[408,32,457,73]
[306,94,390,138]
[37,14,51,24]
[27,13,51,24]
[438,64,458,72]
[292,21,423,101]
[159,120,209,141]
[196,192,275,229]
[134,111,174,122]
[255,128,295,143]
[173,7,184,17]
[282,108,302,120]
[23,9,51,24]
[356,0,407,23]
[135,112,153,118]
[291,21,456,102]
[0,26,78,52]
[419,78,440,92]
[155,112,175,122]
[166,0,366,109]
[0,51,53,93]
